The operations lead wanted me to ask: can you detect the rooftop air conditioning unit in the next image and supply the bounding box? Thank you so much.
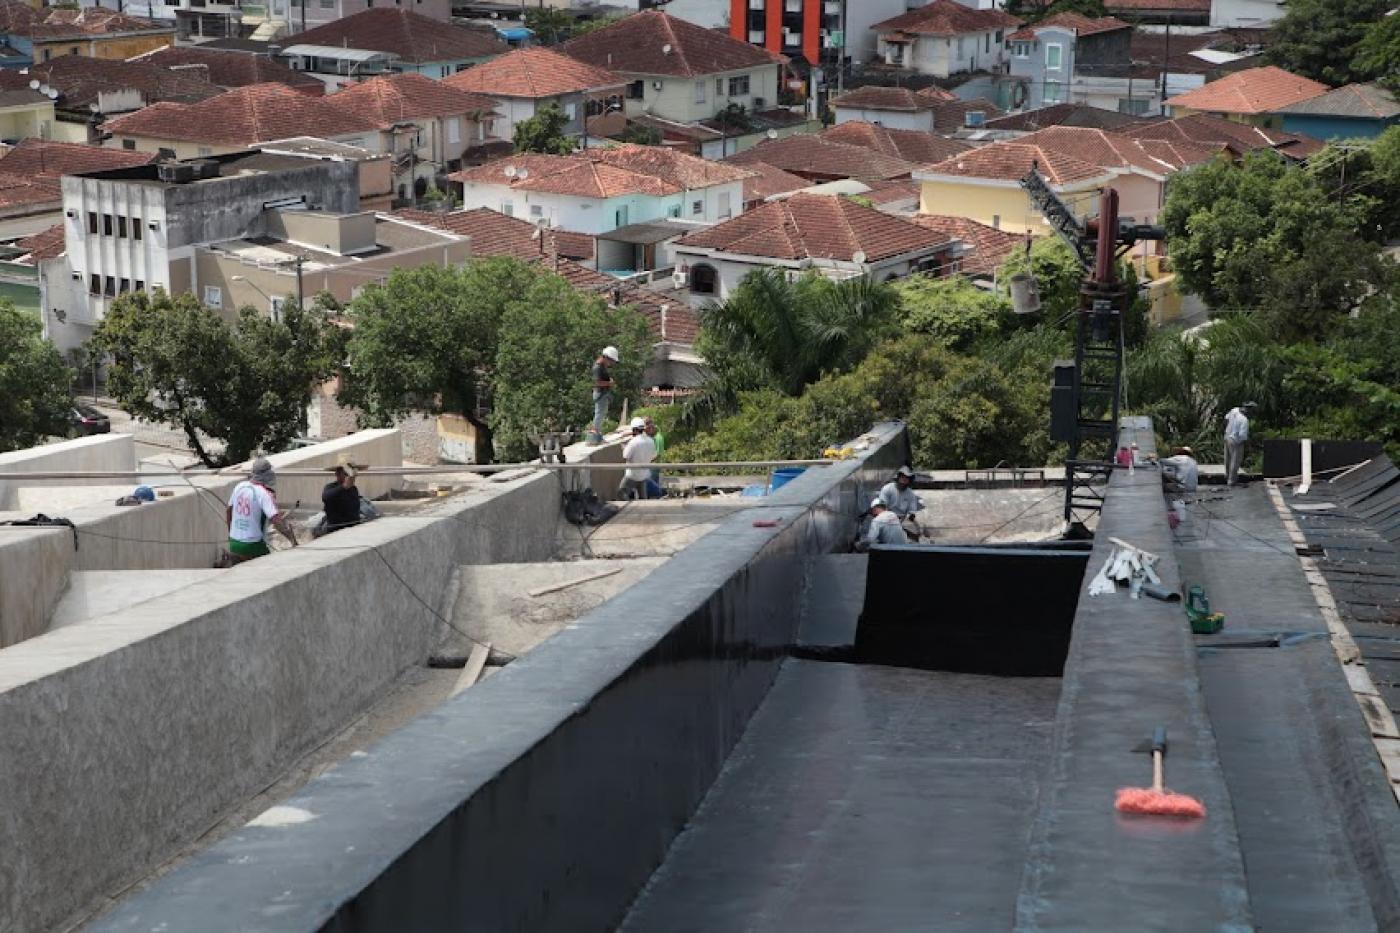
[157,163,196,184]
[672,268,688,288]
[752,96,766,108]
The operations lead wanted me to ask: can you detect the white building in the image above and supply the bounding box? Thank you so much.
[1210,0,1284,28]
[871,0,1021,78]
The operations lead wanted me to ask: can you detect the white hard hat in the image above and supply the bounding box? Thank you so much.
[602,346,620,361]
[630,417,646,430]
[896,465,915,478]
[870,497,885,510]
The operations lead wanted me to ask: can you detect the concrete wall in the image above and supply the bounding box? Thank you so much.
[833,107,936,132]
[87,424,911,933]
[0,433,135,510]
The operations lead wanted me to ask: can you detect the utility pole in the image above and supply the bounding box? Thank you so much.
[294,255,304,309]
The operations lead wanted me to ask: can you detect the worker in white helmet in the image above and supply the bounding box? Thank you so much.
[589,346,620,444]
[620,416,656,500]
[857,497,907,550]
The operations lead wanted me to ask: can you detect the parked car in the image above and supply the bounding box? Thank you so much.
[69,403,111,437]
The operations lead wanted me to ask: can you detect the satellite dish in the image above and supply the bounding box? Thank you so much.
[516,168,529,180]
[662,43,672,54]
[28,79,39,90]
[765,129,778,140]
[503,165,517,178]
[46,88,58,100]
[851,250,867,264]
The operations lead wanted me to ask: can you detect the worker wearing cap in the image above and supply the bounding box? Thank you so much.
[620,416,656,500]
[860,498,907,550]
[589,346,620,444]
[226,458,297,562]
[1161,446,1199,494]
[879,465,924,542]
[319,464,362,536]
[1224,402,1255,486]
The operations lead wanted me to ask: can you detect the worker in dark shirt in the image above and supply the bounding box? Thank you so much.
[320,464,362,535]
[589,345,619,444]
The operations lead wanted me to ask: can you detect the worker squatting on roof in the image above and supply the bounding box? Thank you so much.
[226,458,299,562]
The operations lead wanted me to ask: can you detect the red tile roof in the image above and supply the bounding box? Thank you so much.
[983,102,1140,132]
[916,141,1113,186]
[907,214,1025,276]
[1119,112,1321,159]
[675,192,952,263]
[927,97,1004,132]
[736,160,811,202]
[22,6,172,39]
[1009,12,1130,40]
[283,8,506,64]
[561,9,781,78]
[0,172,61,211]
[323,73,498,126]
[822,121,972,164]
[861,178,922,207]
[588,143,753,189]
[917,86,958,102]
[452,153,682,198]
[133,45,324,95]
[393,207,692,341]
[16,222,64,261]
[445,47,623,99]
[830,85,943,112]
[726,133,919,183]
[104,83,380,146]
[1016,125,1216,176]
[1165,66,1328,116]
[28,55,221,110]
[0,138,155,182]
[874,0,1020,37]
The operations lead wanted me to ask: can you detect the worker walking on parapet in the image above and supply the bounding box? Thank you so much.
[226,458,298,562]
[879,465,924,541]
[589,346,620,445]
[621,417,656,500]
[1223,402,1255,486]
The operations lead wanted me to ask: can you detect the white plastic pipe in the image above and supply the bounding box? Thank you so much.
[1298,438,1312,496]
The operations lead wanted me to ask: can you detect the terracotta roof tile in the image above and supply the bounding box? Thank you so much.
[323,73,497,126]
[394,207,689,340]
[134,45,324,94]
[445,47,623,99]
[561,9,781,78]
[22,6,172,39]
[16,222,64,261]
[861,178,922,206]
[0,172,61,211]
[830,85,942,112]
[0,138,155,182]
[983,102,1140,132]
[675,192,952,263]
[1016,125,1216,176]
[29,56,221,110]
[726,133,919,183]
[1165,65,1328,116]
[907,214,1025,276]
[1009,12,1130,41]
[103,83,380,146]
[1120,112,1320,160]
[822,121,972,164]
[284,8,506,64]
[915,141,1113,186]
[927,97,1004,132]
[735,160,811,202]
[874,0,1020,37]
[588,143,753,188]
[917,85,958,102]
[451,153,682,198]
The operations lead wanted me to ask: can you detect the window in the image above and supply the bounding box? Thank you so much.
[995,29,1003,43]
[119,278,130,294]
[992,214,1001,229]
[197,147,212,157]
[87,211,97,234]
[668,204,681,218]
[1043,80,1064,103]
[1046,43,1063,70]
[1013,41,1031,58]
[694,80,706,104]
[320,0,333,7]
[203,285,223,309]
[718,191,731,219]
[89,274,100,295]
[446,117,460,144]
[69,47,78,55]
[1119,97,1150,116]
[614,204,628,227]
[42,49,51,62]
[133,218,142,240]
[627,80,644,100]
[117,216,127,238]
[501,201,514,217]
[691,199,703,216]
[564,102,577,121]
[135,280,144,292]
[985,33,990,52]
[104,276,115,297]
[530,204,543,218]
[728,75,750,96]
[122,138,136,150]
[689,263,718,295]
[716,78,724,98]
[955,37,964,58]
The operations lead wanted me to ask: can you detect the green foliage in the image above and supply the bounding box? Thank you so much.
[713,102,753,133]
[418,184,459,211]
[1265,0,1388,86]
[522,7,574,44]
[490,276,652,461]
[1161,151,1387,340]
[514,102,576,155]
[998,236,1082,320]
[618,123,663,146]
[687,268,899,428]
[0,300,72,451]
[895,274,1011,350]
[1354,13,1400,92]
[1315,128,1400,241]
[93,290,339,466]
[341,258,651,462]
[1006,0,1105,23]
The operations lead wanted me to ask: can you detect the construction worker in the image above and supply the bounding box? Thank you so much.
[226,458,297,562]
[1224,402,1255,486]
[589,346,620,444]
[620,416,656,500]
[858,498,907,550]
[1161,446,1199,494]
[318,464,362,537]
[644,416,665,498]
[879,465,924,541]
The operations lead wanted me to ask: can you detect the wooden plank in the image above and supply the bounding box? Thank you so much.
[528,566,622,598]
[451,642,491,698]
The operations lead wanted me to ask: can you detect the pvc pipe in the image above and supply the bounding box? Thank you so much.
[1297,438,1312,496]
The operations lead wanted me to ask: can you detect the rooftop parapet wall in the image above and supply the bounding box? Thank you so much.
[89,424,910,933]
[0,433,135,510]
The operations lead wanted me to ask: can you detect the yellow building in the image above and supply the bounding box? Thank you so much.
[22,9,175,64]
[1163,66,1329,132]
[0,88,54,142]
[913,141,1113,234]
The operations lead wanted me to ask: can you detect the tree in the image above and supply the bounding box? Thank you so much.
[895,274,1011,350]
[523,7,574,44]
[686,268,899,426]
[998,236,1083,322]
[93,290,340,466]
[1354,13,1400,92]
[0,301,71,451]
[1265,0,1388,86]
[618,123,663,146]
[713,102,753,134]
[514,102,575,155]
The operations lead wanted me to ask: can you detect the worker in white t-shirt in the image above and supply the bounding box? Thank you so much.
[225,458,298,562]
[620,417,657,500]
